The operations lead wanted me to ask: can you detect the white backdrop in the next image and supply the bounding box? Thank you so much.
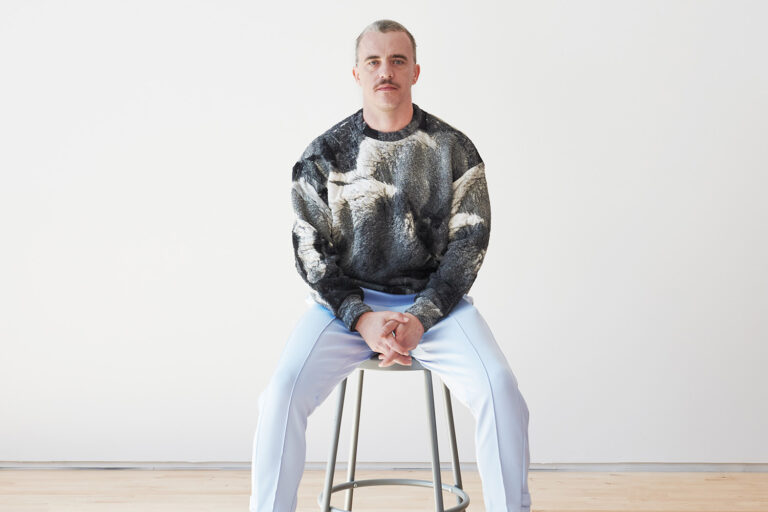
[1,0,766,467]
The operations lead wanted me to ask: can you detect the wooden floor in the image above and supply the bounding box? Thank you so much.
[1,469,767,511]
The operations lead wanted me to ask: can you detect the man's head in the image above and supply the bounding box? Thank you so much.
[352,19,420,116]
[354,20,417,66]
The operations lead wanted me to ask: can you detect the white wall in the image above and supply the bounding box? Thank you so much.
[1,0,766,466]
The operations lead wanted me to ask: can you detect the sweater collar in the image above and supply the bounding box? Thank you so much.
[355,103,426,142]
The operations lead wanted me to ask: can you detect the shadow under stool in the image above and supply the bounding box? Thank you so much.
[318,354,470,512]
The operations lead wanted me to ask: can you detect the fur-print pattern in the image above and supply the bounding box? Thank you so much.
[292,104,490,331]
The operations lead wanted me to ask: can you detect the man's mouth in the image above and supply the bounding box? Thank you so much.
[376,85,397,91]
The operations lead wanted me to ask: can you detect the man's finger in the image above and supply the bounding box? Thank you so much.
[381,319,401,334]
[383,333,410,356]
[378,349,397,367]
[379,350,411,367]
[384,311,409,324]
[395,353,413,366]
[380,320,409,355]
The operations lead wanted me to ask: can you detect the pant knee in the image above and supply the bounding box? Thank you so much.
[262,362,334,420]
[260,367,302,412]
[483,363,515,392]
[484,367,528,414]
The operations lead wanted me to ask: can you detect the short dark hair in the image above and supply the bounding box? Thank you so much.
[355,19,417,65]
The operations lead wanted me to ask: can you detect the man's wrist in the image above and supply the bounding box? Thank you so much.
[353,311,372,332]
[403,312,424,331]
[339,294,373,331]
[404,302,437,333]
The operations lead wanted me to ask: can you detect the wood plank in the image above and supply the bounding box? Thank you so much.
[0,470,766,511]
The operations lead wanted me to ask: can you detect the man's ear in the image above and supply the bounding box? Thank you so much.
[412,63,421,84]
[352,66,360,85]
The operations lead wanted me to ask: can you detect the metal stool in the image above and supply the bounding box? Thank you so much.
[318,354,470,512]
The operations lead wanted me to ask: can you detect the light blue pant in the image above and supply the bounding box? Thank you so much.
[250,288,531,511]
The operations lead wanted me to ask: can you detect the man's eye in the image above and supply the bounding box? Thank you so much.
[367,61,378,66]
[394,59,404,64]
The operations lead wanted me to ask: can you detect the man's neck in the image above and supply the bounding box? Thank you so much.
[362,103,414,132]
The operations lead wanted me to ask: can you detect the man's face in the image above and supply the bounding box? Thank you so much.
[353,30,420,114]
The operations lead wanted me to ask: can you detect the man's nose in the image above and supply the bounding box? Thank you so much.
[378,62,393,79]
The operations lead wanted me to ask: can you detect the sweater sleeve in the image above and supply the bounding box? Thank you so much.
[405,141,491,332]
[291,145,373,331]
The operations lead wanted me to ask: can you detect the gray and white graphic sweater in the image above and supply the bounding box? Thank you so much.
[291,103,490,332]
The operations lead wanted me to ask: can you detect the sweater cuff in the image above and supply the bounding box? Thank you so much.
[405,297,444,333]
[338,294,373,331]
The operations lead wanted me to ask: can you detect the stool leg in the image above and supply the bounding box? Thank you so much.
[345,369,364,511]
[424,370,445,512]
[442,382,463,504]
[321,378,347,512]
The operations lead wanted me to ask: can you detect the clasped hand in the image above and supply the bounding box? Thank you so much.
[354,311,425,367]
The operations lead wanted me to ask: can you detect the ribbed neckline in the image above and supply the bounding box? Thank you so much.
[355,103,426,141]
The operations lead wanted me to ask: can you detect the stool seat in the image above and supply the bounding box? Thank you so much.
[356,355,427,371]
[318,354,470,512]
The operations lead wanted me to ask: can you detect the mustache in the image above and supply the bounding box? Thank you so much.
[375,79,398,88]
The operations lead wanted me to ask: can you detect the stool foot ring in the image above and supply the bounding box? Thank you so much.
[317,478,470,512]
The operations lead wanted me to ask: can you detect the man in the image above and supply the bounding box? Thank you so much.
[250,19,531,512]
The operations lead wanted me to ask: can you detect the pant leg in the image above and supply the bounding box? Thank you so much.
[411,297,532,512]
[250,302,373,512]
